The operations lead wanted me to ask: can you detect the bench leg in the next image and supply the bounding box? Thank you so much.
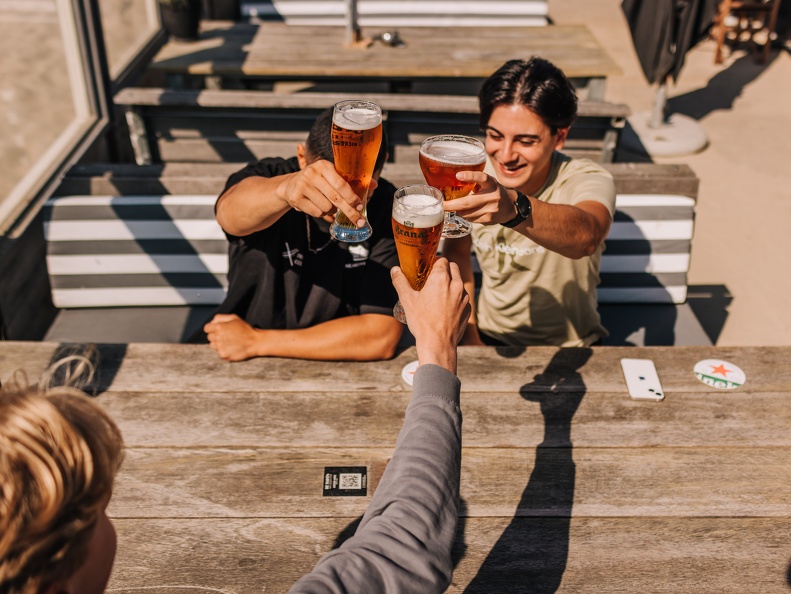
[124,108,153,166]
[587,77,607,101]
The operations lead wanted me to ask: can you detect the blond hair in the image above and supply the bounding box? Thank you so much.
[0,355,124,593]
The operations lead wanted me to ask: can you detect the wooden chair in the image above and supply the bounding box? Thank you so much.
[712,0,783,64]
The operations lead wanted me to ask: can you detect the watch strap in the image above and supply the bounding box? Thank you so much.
[500,191,531,228]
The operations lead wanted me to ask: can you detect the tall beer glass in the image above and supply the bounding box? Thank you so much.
[419,135,486,238]
[330,100,383,242]
[391,185,444,323]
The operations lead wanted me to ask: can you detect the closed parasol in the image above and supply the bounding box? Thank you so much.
[621,0,719,156]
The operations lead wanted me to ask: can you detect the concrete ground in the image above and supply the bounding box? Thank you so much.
[549,0,791,346]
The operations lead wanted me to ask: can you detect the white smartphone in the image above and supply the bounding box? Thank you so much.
[620,358,665,401]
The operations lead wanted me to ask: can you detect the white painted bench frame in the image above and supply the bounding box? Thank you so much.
[43,192,694,308]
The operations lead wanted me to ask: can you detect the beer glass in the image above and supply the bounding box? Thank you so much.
[391,185,444,324]
[419,134,486,238]
[330,100,383,242]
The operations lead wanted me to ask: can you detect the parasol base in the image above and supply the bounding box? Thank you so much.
[622,111,708,158]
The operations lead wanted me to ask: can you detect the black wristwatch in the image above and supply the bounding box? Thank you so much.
[500,191,532,228]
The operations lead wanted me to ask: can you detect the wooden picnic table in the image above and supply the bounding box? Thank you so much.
[2,341,790,592]
[147,21,622,100]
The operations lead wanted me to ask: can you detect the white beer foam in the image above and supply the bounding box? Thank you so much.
[333,106,382,131]
[394,194,443,228]
[421,139,486,165]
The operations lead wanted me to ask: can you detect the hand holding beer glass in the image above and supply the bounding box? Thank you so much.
[419,134,487,238]
[330,100,383,242]
[391,185,445,323]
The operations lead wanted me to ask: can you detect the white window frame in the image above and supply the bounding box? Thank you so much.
[0,0,163,235]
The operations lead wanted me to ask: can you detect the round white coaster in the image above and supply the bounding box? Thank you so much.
[693,359,746,390]
[401,360,419,387]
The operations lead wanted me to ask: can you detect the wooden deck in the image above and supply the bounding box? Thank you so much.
[146,22,622,100]
[2,342,790,591]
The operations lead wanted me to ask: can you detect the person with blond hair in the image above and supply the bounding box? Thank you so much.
[0,356,124,594]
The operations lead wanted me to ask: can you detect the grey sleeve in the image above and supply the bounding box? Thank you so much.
[287,364,462,594]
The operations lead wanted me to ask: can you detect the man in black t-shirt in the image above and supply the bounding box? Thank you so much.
[203,108,403,361]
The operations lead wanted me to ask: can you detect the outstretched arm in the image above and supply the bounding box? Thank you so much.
[216,160,369,237]
[447,171,612,259]
[287,258,469,594]
[204,312,403,362]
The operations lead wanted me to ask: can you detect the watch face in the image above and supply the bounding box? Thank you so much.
[515,192,531,218]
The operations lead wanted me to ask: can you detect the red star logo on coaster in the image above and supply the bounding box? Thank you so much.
[710,363,731,377]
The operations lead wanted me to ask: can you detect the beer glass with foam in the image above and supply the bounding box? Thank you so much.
[419,134,486,238]
[391,185,444,323]
[330,100,383,242]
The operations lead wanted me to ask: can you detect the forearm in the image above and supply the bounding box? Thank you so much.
[513,198,610,259]
[216,174,294,236]
[254,314,403,361]
[288,364,462,594]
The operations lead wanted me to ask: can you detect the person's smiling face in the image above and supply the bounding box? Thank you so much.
[484,104,569,196]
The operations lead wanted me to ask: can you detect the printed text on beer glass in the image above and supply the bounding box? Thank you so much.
[391,185,444,324]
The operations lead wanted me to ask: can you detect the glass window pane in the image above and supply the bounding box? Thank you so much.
[0,0,96,229]
[98,0,159,80]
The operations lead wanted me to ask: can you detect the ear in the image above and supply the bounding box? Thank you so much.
[296,143,308,170]
[554,127,570,150]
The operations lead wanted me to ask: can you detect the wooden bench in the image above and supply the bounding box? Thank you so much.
[114,88,629,166]
[38,161,709,346]
[241,0,549,27]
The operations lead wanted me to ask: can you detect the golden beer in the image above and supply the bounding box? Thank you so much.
[419,138,487,200]
[391,185,444,323]
[330,100,383,242]
[419,135,486,238]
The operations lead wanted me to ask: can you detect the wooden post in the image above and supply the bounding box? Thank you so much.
[345,0,360,46]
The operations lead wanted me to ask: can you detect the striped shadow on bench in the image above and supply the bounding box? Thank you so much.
[44,196,227,308]
[600,194,695,304]
[44,192,694,309]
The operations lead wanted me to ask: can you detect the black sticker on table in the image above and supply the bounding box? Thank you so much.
[323,466,367,497]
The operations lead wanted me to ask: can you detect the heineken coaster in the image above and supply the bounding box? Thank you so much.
[401,360,419,387]
[323,466,367,497]
[693,359,746,390]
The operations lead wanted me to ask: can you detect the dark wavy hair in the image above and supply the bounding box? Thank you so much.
[306,106,389,174]
[479,57,578,135]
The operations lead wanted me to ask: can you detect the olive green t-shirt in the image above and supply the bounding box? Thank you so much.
[472,153,616,347]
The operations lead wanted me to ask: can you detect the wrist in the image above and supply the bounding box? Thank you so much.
[253,328,272,358]
[500,190,532,228]
[415,338,457,375]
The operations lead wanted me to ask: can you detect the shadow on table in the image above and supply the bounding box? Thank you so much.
[47,343,127,396]
[463,348,591,593]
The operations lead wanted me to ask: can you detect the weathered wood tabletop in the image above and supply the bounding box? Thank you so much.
[148,22,621,99]
[2,342,790,592]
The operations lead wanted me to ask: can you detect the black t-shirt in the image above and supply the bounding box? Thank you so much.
[215,157,399,329]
